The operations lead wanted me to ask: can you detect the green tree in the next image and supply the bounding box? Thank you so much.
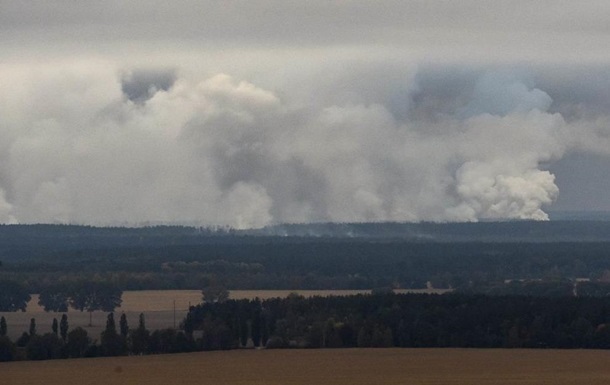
[38,285,69,312]
[0,316,7,337]
[0,280,31,312]
[16,332,30,347]
[29,318,36,336]
[202,285,229,304]
[323,318,343,348]
[119,313,129,338]
[69,281,123,326]
[130,313,150,355]
[357,327,371,347]
[26,333,63,360]
[60,314,69,342]
[66,327,90,358]
[51,318,58,335]
[371,325,394,347]
[101,313,125,356]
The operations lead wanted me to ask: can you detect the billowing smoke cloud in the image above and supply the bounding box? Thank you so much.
[121,69,176,104]
[0,60,609,228]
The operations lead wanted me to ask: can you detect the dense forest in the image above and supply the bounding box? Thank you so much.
[1,222,610,293]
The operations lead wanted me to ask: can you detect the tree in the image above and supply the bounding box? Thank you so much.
[52,318,58,335]
[0,316,6,337]
[29,318,36,336]
[16,332,30,347]
[130,313,150,355]
[26,333,63,360]
[202,285,229,304]
[104,313,116,335]
[0,280,31,312]
[69,281,123,326]
[66,327,90,358]
[119,313,129,338]
[60,314,69,342]
[38,285,69,312]
[101,313,125,356]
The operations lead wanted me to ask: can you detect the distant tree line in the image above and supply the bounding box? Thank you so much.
[4,239,610,293]
[0,280,122,320]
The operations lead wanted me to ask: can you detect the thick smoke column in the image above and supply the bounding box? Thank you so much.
[0,61,608,228]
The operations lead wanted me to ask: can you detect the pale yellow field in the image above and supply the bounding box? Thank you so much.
[1,289,447,339]
[2,348,610,385]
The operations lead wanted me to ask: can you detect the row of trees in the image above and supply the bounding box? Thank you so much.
[0,280,122,321]
[0,313,90,361]
[0,312,194,361]
[8,292,610,361]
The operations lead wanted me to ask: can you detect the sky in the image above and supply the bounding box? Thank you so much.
[1,1,610,228]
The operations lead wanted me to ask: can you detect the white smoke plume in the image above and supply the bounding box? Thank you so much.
[0,60,609,228]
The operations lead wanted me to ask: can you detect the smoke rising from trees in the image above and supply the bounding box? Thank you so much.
[2,2,610,227]
[0,61,609,228]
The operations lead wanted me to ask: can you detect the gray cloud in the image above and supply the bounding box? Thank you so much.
[3,0,610,64]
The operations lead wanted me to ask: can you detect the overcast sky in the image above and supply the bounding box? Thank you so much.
[1,1,610,227]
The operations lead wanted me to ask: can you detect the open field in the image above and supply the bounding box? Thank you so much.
[1,289,448,340]
[2,348,610,385]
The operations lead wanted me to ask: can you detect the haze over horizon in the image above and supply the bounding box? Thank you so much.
[2,1,610,228]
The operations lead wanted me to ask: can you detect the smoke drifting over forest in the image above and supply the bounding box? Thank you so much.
[2,1,610,227]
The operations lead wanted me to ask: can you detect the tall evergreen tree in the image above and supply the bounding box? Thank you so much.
[60,314,69,342]
[29,318,36,336]
[138,313,146,330]
[105,313,116,335]
[130,313,150,355]
[101,313,124,356]
[119,313,129,338]
[51,318,58,335]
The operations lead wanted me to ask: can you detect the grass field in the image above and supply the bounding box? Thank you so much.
[2,348,610,385]
[0,289,447,340]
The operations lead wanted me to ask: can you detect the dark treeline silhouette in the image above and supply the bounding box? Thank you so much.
[183,293,610,350]
[0,312,195,362]
[5,292,610,362]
